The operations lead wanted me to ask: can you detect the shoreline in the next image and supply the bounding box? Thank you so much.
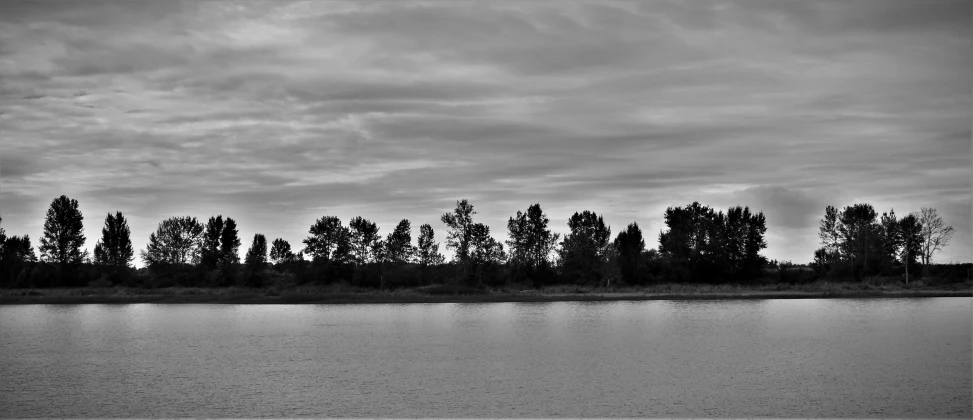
[0,288,969,305]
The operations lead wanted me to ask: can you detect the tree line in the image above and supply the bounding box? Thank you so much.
[0,195,963,289]
[812,204,957,282]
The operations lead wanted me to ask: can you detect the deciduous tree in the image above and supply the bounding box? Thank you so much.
[93,211,134,269]
[441,199,477,280]
[141,216,204,266]
[39,195,86,264]
[220,217,241,265]
[559,210,611,284]
[898,214,923,282]
[269,238,295,264]
[818,205,842,264]
[915,207,956,275]
[416,223,444,266]
[349,216,380,265]
[200,216,225,269]
[469,222,505,285]
[506,203,560,270]
[838,203,878,279]
[245,234,268,270]
[384,219,413,264]
[614,222,645,284]
[303,216,353,264]
[877,209,901,274]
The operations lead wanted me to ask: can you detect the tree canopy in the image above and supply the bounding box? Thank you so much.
[141,216,204,266]
[39,195,86,265]
[93,211,134,269]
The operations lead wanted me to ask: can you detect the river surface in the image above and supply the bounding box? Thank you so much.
[1,298,970,417]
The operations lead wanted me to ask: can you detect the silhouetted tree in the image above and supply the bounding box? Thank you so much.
[898,214,923,282]
[877,209,901,274]
[200,216,226,269]
[0,215,6,257]
[507,203,560,270]
[915,207,955,276]
[559,210,611,284]
[1,234,36,287]
[441,199,477,281]
[839,203,878,279]
[245,234,268,269]
[742,209,768,280]
[415,223,444,284]
[269,238,295,264]
[93,211,134,269]
[659,202,712,282]
[349,216,380,265]
[614,222,645,284]
[416,224,444,265]
[220,217,241,265]
[141,216,204,266]
[39,195,86,265]
[660,203,766,282]
[384,219,413,264]
[303,216,353,264]
[811,247,831,275]
[469,222,505,285]
[198,215,240,284]
[818,205,842,266]
[244,233,268,287]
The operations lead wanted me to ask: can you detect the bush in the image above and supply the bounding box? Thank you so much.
[87,275,112,288]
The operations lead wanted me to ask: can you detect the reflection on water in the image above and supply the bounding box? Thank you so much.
[1,298,970,417]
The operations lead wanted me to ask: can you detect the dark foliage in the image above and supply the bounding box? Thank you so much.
[658,203,767,283]
[558,210,612,285]
[93,212,134,279]
[614,222,645,284]
[4,195,966,290]
[39,195,86,265]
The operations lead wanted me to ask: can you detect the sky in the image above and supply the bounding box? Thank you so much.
[0,0,970,266]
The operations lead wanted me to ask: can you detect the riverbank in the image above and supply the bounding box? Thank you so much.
[1,281,969,304]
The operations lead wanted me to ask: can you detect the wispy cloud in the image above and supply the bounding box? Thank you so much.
[1,0,969,264]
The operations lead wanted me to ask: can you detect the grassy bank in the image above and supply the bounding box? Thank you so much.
[0,280,969,304]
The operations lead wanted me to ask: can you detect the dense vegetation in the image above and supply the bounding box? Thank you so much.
[0,195,966,290]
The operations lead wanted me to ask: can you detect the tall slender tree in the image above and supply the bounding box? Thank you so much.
[441,199,477,280]
[818,205,842,265]
[469,223,505,285]
[220,217,241,265]
[0,215,6,257]
[898,214,923,283]
[839,203,878,279]
[742,210,768,279]
[877,209,901,274]
[614,222,645,284]
[415,223,444,266]
[384,219,413,264]
[200,216,225,269]
[93,211,134,269]
[245,234,268,270]
[349,216,380,265]
[39,195,86,265]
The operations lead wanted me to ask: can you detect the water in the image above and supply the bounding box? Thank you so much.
[1,298,970,417]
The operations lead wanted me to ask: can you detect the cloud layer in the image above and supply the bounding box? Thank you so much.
[1,0,970,265]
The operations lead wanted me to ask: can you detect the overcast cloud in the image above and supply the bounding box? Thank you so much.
[1,0,969,265]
